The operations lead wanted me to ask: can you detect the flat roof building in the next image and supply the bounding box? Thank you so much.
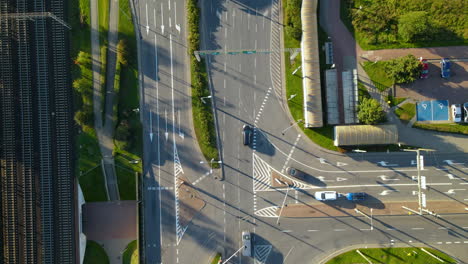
[334,125,398,146]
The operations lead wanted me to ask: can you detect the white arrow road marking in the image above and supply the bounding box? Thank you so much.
[317,176,334,182]
[175,24,180,33]
[444,160,465,165]
[379,175,400,181]
[149,111,153,141]
[337,162,348,167]
[178,110,184,139]
[379,190,397,196]
[336,177,347,182]
[377,161,399,167]
[444,189,466,195]
[447,174,466,180]
[160,3,165,34]
[318,158,327,164]
[145,3,149,34]
[165,109,168,141]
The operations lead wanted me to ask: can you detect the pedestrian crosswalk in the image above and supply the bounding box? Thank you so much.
[254,245,273,264]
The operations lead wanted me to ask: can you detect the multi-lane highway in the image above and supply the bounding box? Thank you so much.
[133,0,467,263]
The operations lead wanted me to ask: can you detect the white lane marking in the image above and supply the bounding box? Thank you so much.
[169,17,171,28]
[454,241,461,244]
[463,227,468,229]
[386,228,397,231]
[334,229,346,232]
[259,182,453,192]
[247,12,250,30]
[437,242,442,244]
[360,228,372,231]
[446,242,452,244]
[224,28,227,38]
[168,0,170,10]
[307,230,319,232]
[161,3,164,34]
[444,189,466,195]
[438,227,448,230]
[174,1,177,23]
[153,8,156,28]
[145,3,149,34]
[411,228,424,230]
[282,230,292,233]
[379,175,400,181]
[192,171,210,185]
[280,134,301,173]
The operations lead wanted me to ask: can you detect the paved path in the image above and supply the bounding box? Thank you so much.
[90,0,120,200]
[320,0,468,153]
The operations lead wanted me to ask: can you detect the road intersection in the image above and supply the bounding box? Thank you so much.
[132,0,467,263]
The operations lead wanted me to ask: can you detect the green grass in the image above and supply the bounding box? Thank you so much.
[114,149,141,200]
[394,102,416,124]
[358,81,371,100]
[98,0,109,41]
[387,95,407,107]
[282,0,340,152]
[341,0,468,50]
[100,45,108,123]
[122,240,138,264]
[362,61,394,91]
[326,247,456,264]
[188,0,220,166]
[414,122,468,135]
[210,253,222,264]
[71,0,107,202]
[78,128,108,202]
[83,240,110,264]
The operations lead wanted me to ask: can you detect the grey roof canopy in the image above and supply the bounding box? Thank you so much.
[334,125,399,146]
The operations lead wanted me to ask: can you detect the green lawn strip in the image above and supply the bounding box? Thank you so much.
[114,149,141,200]
[100,44,108,123]
[122,240,138,264]
[188,0,220,166]
[358,81,371,100]
[210,253,222,264]
[362,61,394,92]
[98,0,110,41]
[83,240,110,264]
[71,0,107,202]
[387,95,407,107]
[394,102,416,123]
[283,0,339,152]
[414,123,468,135]
[326,247,456,264]
[342,0,468,50]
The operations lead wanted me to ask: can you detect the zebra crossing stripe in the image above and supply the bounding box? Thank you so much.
[255,245,273,264]
[254,206,278,218]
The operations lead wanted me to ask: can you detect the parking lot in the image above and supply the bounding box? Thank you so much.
[396,60,468,104]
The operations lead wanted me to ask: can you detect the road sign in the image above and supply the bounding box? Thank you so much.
[421,193,426,208]
[421,176,427,190]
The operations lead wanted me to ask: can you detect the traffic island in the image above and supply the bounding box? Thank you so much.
[275,200,467,218]
[178,178,206,227]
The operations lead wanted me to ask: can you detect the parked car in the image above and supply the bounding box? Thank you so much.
[315,191,339,201]
[440,58,451,78]
[463,103,468,123]
[286,167,307,180]
[451,104,462,123]
[242,231,252,257]
[346,192,367,201]
[419,57,429,78]
[242,125,252,145]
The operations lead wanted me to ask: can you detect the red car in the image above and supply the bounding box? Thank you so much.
[419,57,429,78]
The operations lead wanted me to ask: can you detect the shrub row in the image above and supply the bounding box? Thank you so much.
[187,0,219,165]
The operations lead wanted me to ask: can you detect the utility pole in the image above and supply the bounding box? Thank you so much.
[402,148,435,215]
[281,119,303,135]
[221,245,245,264]
[277,184,291,225]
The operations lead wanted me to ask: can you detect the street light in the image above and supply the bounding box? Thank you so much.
[277,183,291,225]
[403,148,435,215]
[281,119,303,135]
[287,94,297,101]
[200,95,212,104]
[221,245,245,264]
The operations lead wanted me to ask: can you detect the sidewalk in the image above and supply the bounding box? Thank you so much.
[278,200,467,218]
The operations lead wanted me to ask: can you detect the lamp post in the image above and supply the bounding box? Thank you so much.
[403,148,435,215]
[200,95,212,104]
[277,184,291,225]
[221,245,245,264]
[281,119,303,135]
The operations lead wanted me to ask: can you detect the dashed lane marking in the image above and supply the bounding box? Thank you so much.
[254,245,272,264]
[192,171,210,186]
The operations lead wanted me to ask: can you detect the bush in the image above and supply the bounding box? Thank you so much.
[75,108,94,127]
[358,97,386,125]
[117,39,128,66]
[385,54,421,84]
[398,11,432,42]
[285,0,302,41]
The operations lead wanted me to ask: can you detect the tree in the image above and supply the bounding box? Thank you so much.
[74,110,93,127]
[358,98,386,125]
[385,54,421,84]
[398,11,432,42]
[116,39,128,66]
[285,0,302,40]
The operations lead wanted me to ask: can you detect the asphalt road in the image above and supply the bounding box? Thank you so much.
[133,0,467,263]
[201,0,468,263]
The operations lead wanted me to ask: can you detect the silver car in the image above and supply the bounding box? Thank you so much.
[463,103,468,123]
[242,231,252,257]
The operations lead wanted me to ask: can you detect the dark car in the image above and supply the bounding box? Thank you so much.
[242,125,252,145]
[286,167,307,180]
[440,58,451,78]
[419,57,429,79]
[346,192,367,201]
